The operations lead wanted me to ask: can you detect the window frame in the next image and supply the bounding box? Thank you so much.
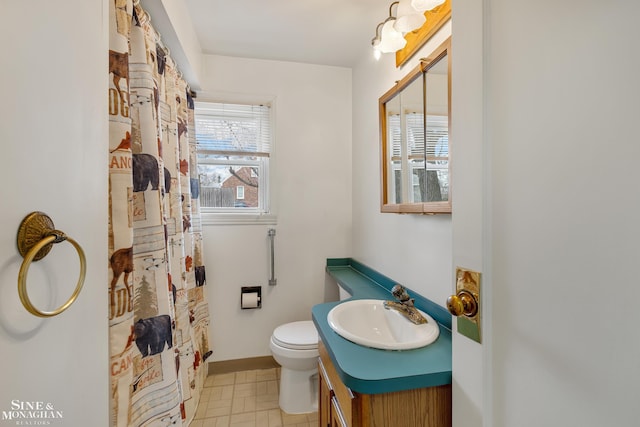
[236,186,245,200]
[194,96,277,225]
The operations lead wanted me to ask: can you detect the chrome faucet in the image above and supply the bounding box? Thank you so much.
[383,285,428,325]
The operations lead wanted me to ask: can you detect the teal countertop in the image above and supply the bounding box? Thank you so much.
[311,258,452,395]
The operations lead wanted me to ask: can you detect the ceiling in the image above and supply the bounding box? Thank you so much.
[184,0,392,68]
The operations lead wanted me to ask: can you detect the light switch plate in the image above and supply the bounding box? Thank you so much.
[455,267,481,343]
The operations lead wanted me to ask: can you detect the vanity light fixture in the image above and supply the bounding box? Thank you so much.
[371,22,384,60]
[394,0,426,33]
[370,2,406,56]
[372,0,446,59]
[411,0,446,12]
[378,18,407,53]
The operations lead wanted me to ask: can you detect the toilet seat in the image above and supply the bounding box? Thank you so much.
[272,321,318,350]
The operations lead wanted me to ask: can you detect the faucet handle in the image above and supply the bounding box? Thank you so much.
[391,284,412,304]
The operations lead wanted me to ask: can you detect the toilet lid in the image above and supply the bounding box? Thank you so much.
[272,321,318,350]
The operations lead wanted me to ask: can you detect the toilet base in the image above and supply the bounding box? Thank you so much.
[278,367,318,414]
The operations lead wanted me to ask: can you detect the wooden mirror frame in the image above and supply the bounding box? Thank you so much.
[395,0,451,68]
[380,37,451,214]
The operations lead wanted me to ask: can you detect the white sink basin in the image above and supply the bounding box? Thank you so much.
[327,299,440,350]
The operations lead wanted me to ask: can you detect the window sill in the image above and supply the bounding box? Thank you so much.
[200,213,278,226]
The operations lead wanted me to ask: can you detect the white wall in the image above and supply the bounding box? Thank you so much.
[198,56,353,361]
[5,2,637,425]
[450,1,484,426]
[355,4,640,426]
[352,16,490,426]
[486,1,640,425]
[0,0,109,425]
[351,23,453,326]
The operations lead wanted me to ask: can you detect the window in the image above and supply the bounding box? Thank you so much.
[388,112,449,204]
[194,101,272,217]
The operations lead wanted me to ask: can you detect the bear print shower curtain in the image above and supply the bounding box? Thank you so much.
[108,1,211,425]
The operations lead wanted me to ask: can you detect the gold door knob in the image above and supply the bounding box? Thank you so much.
[447,290,478,317]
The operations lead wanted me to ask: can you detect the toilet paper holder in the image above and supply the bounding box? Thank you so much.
[241,286,262,309]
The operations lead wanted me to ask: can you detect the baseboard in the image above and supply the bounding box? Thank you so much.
[207,356,280,375]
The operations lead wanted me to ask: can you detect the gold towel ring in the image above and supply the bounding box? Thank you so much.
[16,212,86,318]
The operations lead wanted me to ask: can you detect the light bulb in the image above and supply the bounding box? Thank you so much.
[378,20,407,53]
[395,0,426,33]
[372,38,382,60]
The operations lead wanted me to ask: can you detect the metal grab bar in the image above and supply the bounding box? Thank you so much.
[268,228,276,286]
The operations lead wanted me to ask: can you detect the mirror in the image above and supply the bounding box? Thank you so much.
[379,37,451,214]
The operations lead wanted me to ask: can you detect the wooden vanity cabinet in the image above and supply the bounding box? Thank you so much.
[318,341,451,427]
[319,358,334,426]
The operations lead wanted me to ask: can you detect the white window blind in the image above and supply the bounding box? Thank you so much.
[387,111,449,204]
[194,101,273,219]
[194,102,271,156]
[388,112,448,161]
[406,111,424,160]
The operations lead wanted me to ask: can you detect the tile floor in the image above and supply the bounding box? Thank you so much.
[190,368,318,427]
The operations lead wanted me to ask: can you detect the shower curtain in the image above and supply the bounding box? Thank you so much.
[108,1,211,425]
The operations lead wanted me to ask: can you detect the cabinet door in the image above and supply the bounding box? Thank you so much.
[331,397,348,427]
[319,359,333,427]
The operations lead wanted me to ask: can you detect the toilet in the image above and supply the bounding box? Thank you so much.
[269,320,319,414]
